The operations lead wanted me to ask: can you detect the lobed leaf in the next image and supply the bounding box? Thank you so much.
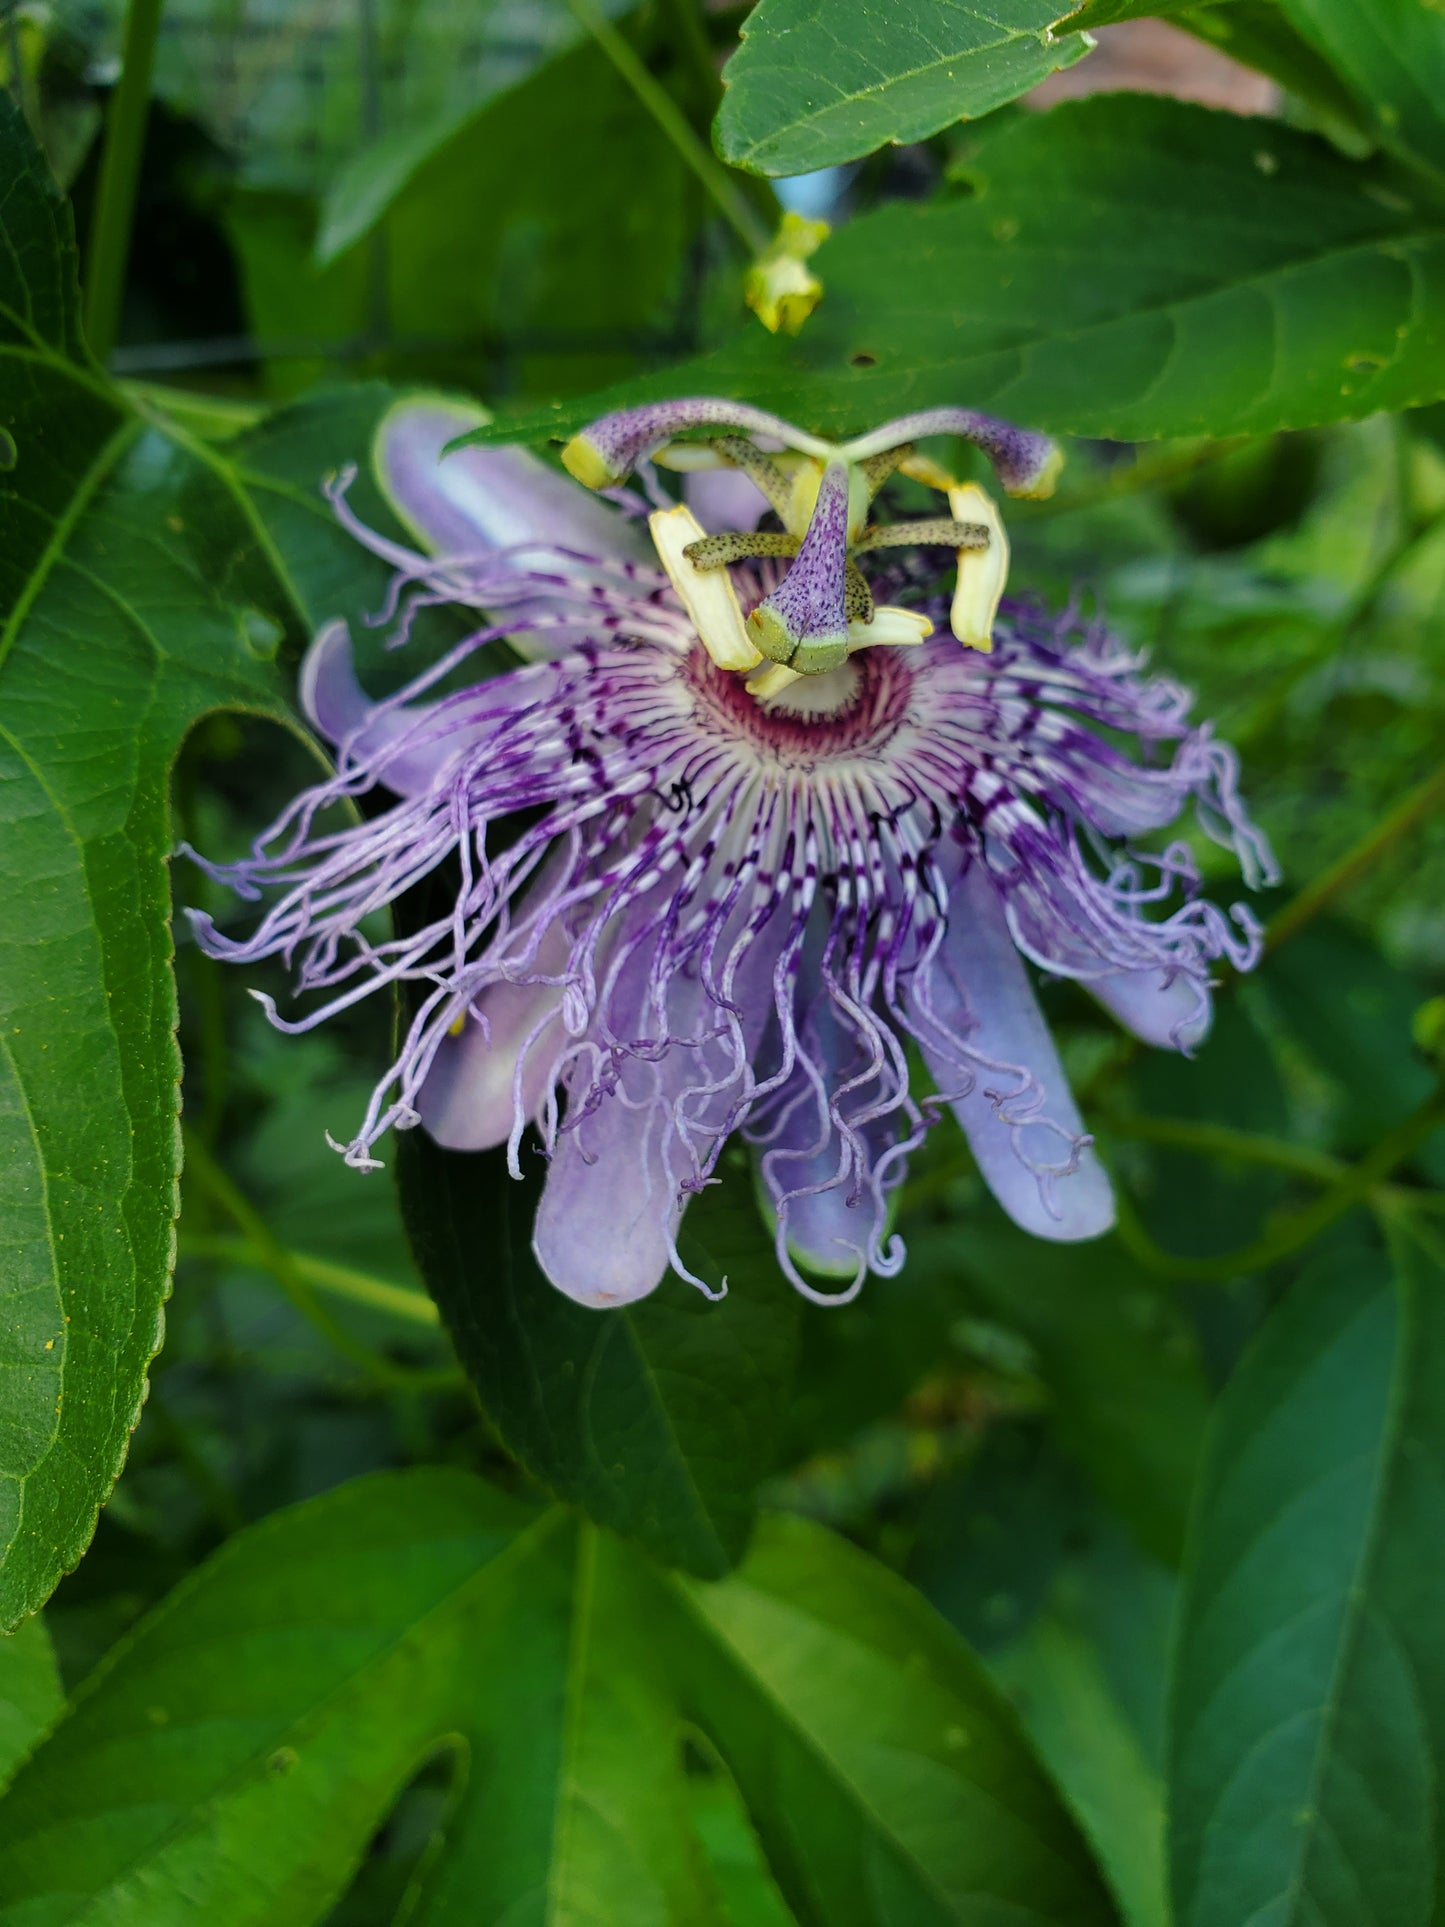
[0,1470,1120,1925]
[0,95,414,1625]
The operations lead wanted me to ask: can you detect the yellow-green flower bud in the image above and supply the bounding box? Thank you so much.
[744,214,830,337]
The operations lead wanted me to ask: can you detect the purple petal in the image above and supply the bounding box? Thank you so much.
[533,923,782,1308]
[374,395,645,564]
[763,1075,893,1284]
[531,1076,683,1308]
[1089,966,1211,1051]
[417,981,567,1152]
[755,954,896,1285]
[299,617,371,741]
[300,621,455,797]
[919,864,1114,1240]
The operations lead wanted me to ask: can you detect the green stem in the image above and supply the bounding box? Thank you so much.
[906,1110,1353,1216]
[1264,758,1445,956]
[181,1132,455,1391]
[84,0,166,364]
[121,381,267,438]
[179,1230,440,1328]
[1100,1113,1347,1185]
[1110,1085,1445,1284]
[1337,500,1445,640]
[564,0,770,254]
[662,0,723,118]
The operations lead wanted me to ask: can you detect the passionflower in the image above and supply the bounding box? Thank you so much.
[188,395,1275,1307]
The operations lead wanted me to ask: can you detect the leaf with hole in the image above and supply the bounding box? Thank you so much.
[464,97,1445,449]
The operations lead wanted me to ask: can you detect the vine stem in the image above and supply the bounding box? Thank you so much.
[563,0,771,255]
[1109,1084,1445,1285]
[1101,1113,1347,1184]
[179,1232,441,1328]
[1263,757,1445,956]
[84,0,166,364]
[181,1132,456,1392]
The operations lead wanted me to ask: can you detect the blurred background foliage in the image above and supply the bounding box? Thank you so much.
[3,3,1445,1923]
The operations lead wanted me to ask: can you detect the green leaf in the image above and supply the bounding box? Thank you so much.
[463,95,1445,448]
[909,1427,1080,1654]
[0,1617,60,1792]
[398,1136,799,1578]
[0,1471,1119,1924]
[714,0,1090,177]
[710,0,1232,176]
[0,97,417,1624]
[1277,0,1445,182]
[915,1222,1211,1565]
[1180,2,1377,143]
[232,34,699,402]
[670,1512,1120,1925]
[1168,1233,1445,1927]
[1069,0,1221,22]
[1127,998,1292,1260]
[314,0,632,264]
[1254,922,1441,1165]
[0,99,280,1627]
[991,1542,1173,1927]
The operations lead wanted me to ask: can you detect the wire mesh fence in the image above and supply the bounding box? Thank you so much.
[4,0,715,390]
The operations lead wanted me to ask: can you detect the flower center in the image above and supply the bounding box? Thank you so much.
[681,633,912,767]
[766,659,861,716]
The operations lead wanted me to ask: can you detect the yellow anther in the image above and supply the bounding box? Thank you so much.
[846,466,872,543]
[560,434,614,490]
[782,457,824,538]
[649,505,763,672]
[744,213,830,337]
[847,606,934,651]
[947,483,1009,651]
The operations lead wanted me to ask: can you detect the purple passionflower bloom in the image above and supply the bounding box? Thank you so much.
[188,395,1275,1307]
